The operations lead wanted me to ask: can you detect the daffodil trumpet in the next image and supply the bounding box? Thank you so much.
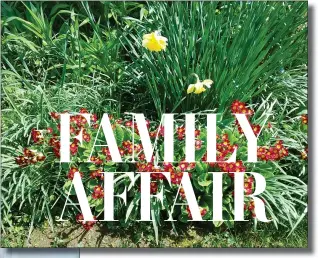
[142,31,168,52]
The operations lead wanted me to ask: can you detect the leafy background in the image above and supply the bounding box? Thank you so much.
[1,1,307,247]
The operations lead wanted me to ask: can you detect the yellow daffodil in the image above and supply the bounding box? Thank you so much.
[142,31,167,52]
[187,75,213,94]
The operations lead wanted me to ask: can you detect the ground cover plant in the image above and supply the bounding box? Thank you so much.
[1,1,308,247]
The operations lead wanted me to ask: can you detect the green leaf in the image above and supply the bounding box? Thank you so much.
[213,220,224,227]
[87,179,99,190]
[198,173,212,187]
[114,125,124,145]
[95,199,104,212]
[195,163,207,174]
[178,213,189,223]
[79,163,89,172]
[63,180,75,195]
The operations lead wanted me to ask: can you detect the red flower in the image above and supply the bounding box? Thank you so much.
[171,172,182,185]
[68,167,83,180]
[79,108,89,114]
[186,206,207,219]
[231,100,254,115]
[149,131,157,138]
[24,148,36,157]
[92,185,104,199]
[70,141,78,155]
[36,153,46,161]
[158,126,165,137]
[145,119,150,128]
[50,112,59,120]
[90,168,103,179]
[83,131,91,142]
[92,123,99,129]
[150,182,158,194]
[125,121,133,127]
[177,126,185,135]
[91,114,98,123]
[179,187,186,199]
[15,156,29,167]
[116,118,123,124]
[163,162,173,171]
[90,156,103,165]
[301,114,308,125]
[257,141,288,161]
[178,161,189,172]
[76,213,97,230]
[252,124,261,136]
[31,128,44,143]
[195,139,202,150]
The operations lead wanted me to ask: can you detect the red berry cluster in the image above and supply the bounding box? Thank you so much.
[257,140,288,161]
[76,213,97,230]
[15,148,45,167]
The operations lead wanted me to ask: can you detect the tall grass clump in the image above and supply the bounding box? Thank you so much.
[124,1,307,116]
[1,1,144,235]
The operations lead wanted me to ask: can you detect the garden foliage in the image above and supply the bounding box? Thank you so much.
[1,1,307,245]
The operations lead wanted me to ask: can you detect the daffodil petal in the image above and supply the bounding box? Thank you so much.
[187,84,195,94]
[203,79,213,88]
[157,35,168,42]
[142,31,167,52]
